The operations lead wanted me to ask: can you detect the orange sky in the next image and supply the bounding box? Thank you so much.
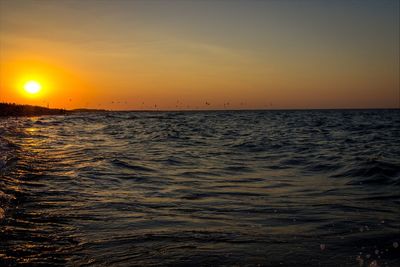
[0,1,399,110]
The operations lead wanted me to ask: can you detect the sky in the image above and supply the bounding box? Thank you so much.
[0,0,399,110]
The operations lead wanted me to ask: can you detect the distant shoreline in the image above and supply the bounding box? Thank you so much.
[0,103,68,117]
[0,103,107,117]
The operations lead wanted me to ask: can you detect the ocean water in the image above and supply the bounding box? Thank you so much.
[1,110,399,266]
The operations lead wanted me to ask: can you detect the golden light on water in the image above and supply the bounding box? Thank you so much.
[24,81,42,94]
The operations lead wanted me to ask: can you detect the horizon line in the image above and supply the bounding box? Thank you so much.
[1,102,399,113]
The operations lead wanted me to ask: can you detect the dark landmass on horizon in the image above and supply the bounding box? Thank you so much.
[0,103,68,117]
[0,103,107,117]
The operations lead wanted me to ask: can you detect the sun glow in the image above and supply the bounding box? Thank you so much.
[24,81,42,94]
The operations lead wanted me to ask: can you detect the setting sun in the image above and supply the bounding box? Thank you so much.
[24,81,41,94]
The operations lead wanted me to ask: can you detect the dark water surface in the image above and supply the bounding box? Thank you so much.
[1,110,399,266]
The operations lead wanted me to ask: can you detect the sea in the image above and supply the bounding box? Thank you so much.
[1,110,399,266]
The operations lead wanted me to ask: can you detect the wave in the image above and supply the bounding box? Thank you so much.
[0,133,20,223]
[332,159,400,185]
[110,159,155,172]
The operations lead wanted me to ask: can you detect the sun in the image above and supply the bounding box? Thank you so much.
[24,81,41,94]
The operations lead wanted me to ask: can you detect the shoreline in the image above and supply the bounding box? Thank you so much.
[0,103,108,117]
[0,103,68,117]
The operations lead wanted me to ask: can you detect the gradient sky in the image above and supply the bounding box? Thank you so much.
[0,0,399,110]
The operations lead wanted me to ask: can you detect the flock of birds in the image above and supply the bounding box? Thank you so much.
[45,99,274,110]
